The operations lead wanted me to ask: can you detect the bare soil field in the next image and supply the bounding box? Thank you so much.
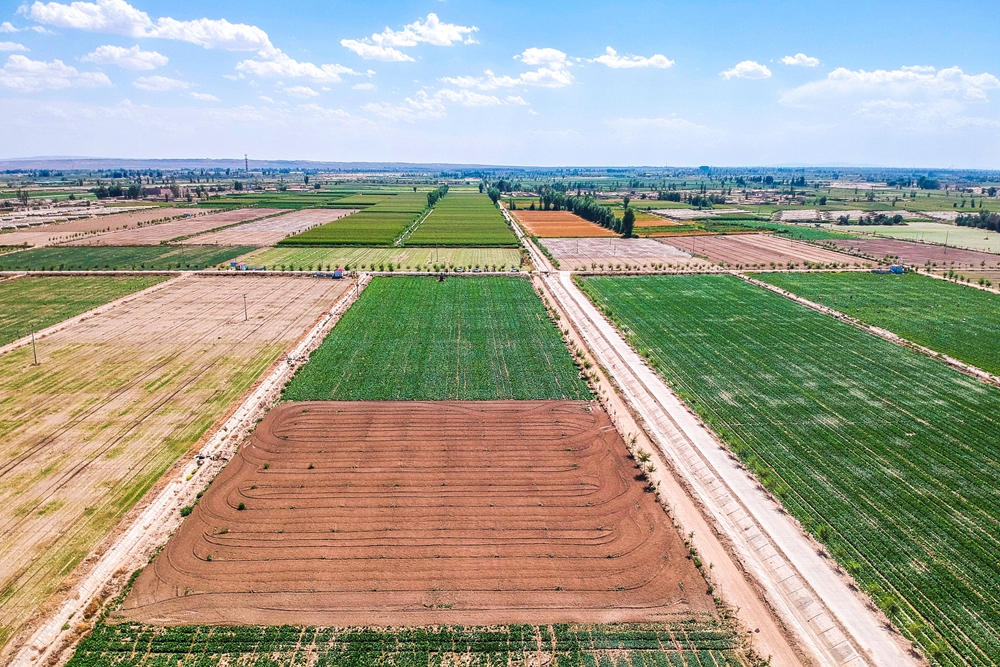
[66,209,280,246]
[0,208,184,248]
[512,209,617,237]
[121,400,713,626]
[542,237,696,269]
[180,209,359,246]
[824,236,1000,268]
[649,208,744,220]
[0,275,351,651]
[660,233,856,266]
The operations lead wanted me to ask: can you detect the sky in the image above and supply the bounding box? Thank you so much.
[0,0,998,168]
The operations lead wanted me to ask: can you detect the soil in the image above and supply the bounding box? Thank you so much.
[120,400,714,626]
[542,238,696,270]
[823,236,1000,268]
[660,234,857,266]
[0,208,188,248]
[180,209,359,247]
[512,210,617,238]
[66,209,281,246]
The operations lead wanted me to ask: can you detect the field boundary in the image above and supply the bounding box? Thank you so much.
[166,209,288,243]
[7,274,371,667]
[739,272,1000,389]
[394,206,433,246]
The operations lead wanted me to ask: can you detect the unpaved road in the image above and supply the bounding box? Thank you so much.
[544,269,919,667]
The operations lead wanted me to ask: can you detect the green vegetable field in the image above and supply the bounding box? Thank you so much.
[407,192,519,246]
[283,276,590,400]
[240,245,521,271]
[755,271,1000,375]
[67,622,750,667]
[578,274,1000,666]
[279,192,427,246]
[0,245,254,271]
[0,275,168,346]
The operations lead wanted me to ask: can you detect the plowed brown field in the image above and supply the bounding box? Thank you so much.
[824,237,1000,268]
[0,275,352,651]
[180,209,359,246]
[66,209,280,246]
[121,401,712,626]
[660,233,856,266]
[0,208,184,248]
[512,210,617,237]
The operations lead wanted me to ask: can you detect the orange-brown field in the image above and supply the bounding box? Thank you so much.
[120,401,712,626]
[512,209,617,237]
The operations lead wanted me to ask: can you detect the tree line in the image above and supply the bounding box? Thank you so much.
[957,211,1000,231]
[427,185,449,207]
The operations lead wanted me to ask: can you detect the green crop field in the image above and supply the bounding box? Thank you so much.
[755,271,1000,376]
[407,192,519,246]
[0,275,168,346]
[199,190,362,209]
[578,274,1000,666]
[0,246,254,271]
[279,192,427,246]
[239,246,522,271]
[725,220,856,240]
[284,276,590,401]
[818,221,1000,253]
[67,621,750,667]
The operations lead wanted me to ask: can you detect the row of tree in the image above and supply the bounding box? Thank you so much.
[956,211,1000,231]
[427,185,449,207]
[835,213,905,226]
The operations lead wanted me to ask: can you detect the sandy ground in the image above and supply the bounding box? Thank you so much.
[0,274,351,654]
[542,237,696,270]
[776,210,822,222]
[825,209,925,221]
[922,210,960,222]
[511,209,617,237]
[121,400,713,626]
[661,234,857,267]
[543,270,919,667]
[66,209,281,246]
[823,236,1000,268]
[179,209,359,246]
[649,209,744,220]
[0,208,185,248]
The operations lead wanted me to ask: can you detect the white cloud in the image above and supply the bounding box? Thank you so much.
[282,84,318,98]
[352,82,375,90]
[189,91,219,101]
[363,90,446,121]
[442,47,573,90]
[0,54,111,91]
[132,74,187,90]
[780,65,1000,109]
[341,13,476,61]
[0,41,28,52]
[0,22,19,32]
[26,0,275,52]
[81,44,166,69]
[436,88,501,106]
[31,25,55,34]
[257,94,274,103]
[590,47,673,69]
[506,95,528,105]
[235,51,357,82]
[720,60,772,80]
[781,53,820,67]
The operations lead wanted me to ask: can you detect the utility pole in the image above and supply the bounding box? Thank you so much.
[243,294,248,321]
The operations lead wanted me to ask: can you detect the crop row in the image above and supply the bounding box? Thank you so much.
[279,193,428,246]
[407,192,519,247]
[577,274,1000,667]
[0,245,253,271]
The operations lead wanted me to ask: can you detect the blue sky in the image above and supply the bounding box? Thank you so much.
[1,0,998,167]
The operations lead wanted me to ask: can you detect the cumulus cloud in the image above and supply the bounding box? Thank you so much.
[0,21,19,32]
[436,88,502,106]
[341,13,476,61]
[81,44,166,69]
[363,90,446,121]
[26,0,275,52]
[780,65,1000,109]
[132,74,187,90]
[282,84,318,98]
[0,53,111,91]
[352,82,375,90]
[590,47,673,69]
[720,60,772,80]
[235,51,357,82]
[0,41,28,51]
[442,47,573,90]
[781,53,820,67]
[189,91,219,101]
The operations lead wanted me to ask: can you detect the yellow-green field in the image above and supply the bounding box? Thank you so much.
[238,246,523,270]
[825,221,1000,253]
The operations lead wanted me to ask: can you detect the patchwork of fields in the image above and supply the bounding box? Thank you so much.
[578,274,1000,666]
[66,209,279,246]
[660,233,856,267]
[756,271,1000,375]
[407,192,518,246]
[0,275,166,346]
[239,245,522,270]
[179,208,359,246]
[512,209,617,237]
[280,192,427,246]
[283,276,590,400]
[0,275,352,651]
[0,245,254,271]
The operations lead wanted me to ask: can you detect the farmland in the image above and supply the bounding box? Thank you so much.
[283,276,590,400]
[239,245,522,271]
[0,245,254,271]
[822,220,1000,252]
[0,208,189,249]
[577,274,1000,666]
[756,271,1000,375]
[822,236,1000,268]
[66,209,279,246]
[0,275,352,652]
[179,208,359,246]
[407,192,518,246]
[68,621,749,667]
[542,237,696,270]
[0,275,167,346]
[512,209,617,237]
[659,233,857,268]
[279,192,427,246]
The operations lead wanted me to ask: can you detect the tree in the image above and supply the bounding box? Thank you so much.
[621,208,635,238]
[304,175,309,185]
[623,195,631,209]
[487,187,501,204]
